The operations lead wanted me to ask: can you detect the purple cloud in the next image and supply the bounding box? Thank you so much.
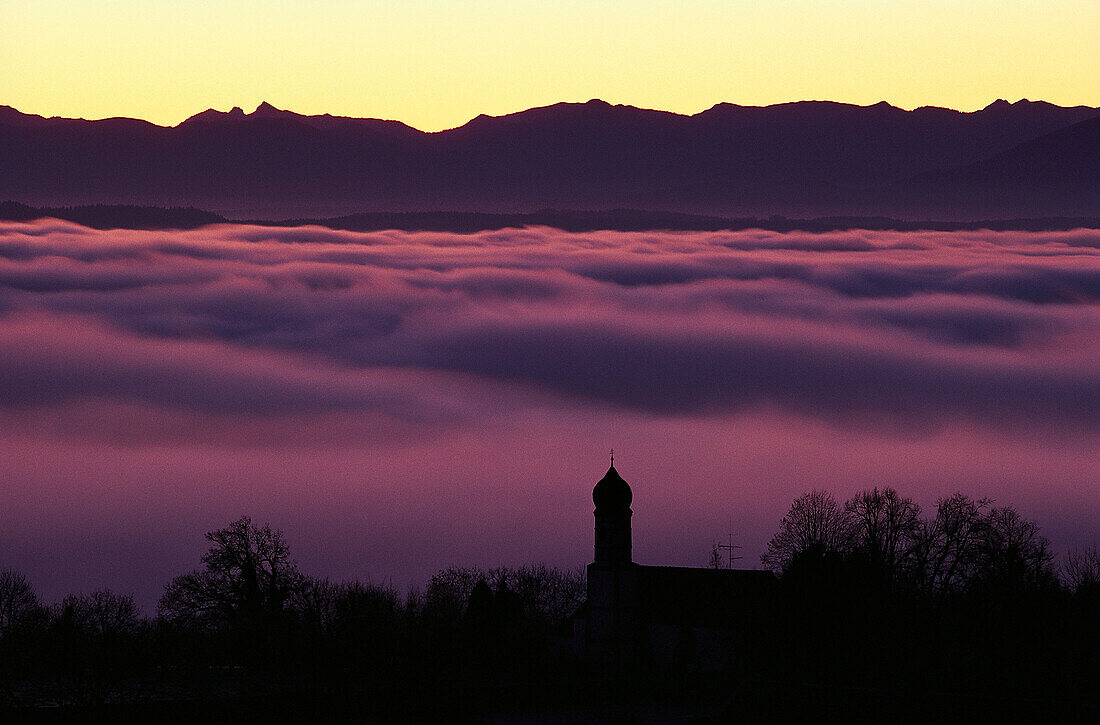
[0,221,1095,433]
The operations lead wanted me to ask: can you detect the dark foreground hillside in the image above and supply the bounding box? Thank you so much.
[2,495,1098,723]
[2,582,1097,723]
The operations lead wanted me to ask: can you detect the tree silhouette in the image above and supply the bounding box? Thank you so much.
[290,576,400,636]
[159,516,303,630]
[420,564,583,624]
[504,564,585,623]
[40,590,148,707]
[423,566,485,622]
[0,569,43,638]
[1063,545,1100,595]
[972,504,1057,592]
[56,590,141,638]
[761,489,1058,596]
[761,490,853,574]
[912,495,1056,595]
[845,488,922,586]
[913,493,992,595]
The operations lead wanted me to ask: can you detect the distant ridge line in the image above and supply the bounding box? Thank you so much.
[5,97,1098,133]
[3,98,1097,219]
[2,202,1097,233]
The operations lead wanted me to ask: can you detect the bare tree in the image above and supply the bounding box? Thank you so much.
[1063,545,1100,593]
[422,564,584,622]
[288,576,341,632]
[974,505,1057,591]
[44,590,147,708]
[505,564,585,622]
[761,488,1058,594]
[913,495,1056,595]
[423,565,487,620]
[159,516,303,629]
[56,590,141,637]
[913,494,992,595]
[0,569,43,637]
[761,490,854,574]
[845,488,922,583]
[289,577,400,634]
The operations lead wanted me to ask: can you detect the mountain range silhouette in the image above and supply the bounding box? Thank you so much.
[2,99,1096,219]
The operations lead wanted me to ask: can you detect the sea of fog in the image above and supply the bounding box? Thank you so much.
[1,220,1098,611]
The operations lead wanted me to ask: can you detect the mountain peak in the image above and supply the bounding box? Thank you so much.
[181,106,248,124]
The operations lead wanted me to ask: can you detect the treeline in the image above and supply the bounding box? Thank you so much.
[760,488,1099,595]
[1,493,1098,720]
[0,517,586,719]
[740,488,1100,721]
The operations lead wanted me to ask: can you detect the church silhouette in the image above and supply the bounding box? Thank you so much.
[573,457,774,670]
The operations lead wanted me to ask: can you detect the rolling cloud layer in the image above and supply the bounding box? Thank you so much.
[0,221,1097,432]
[0,220,1097,608]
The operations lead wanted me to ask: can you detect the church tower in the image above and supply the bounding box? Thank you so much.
[593,453,632,565]
[580,453,640,666]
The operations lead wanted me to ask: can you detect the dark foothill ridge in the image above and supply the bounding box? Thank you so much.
[2,200,1096,233]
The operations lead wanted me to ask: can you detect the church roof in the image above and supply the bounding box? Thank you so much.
[636,565,776,627]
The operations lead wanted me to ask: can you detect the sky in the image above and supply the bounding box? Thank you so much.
[4,1,1098,130]
[0,220,1097,610]
[2,0,1098,614]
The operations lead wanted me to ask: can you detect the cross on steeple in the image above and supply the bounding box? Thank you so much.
[610,448,614,466]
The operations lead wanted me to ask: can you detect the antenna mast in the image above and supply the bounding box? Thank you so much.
[716,526,742,568]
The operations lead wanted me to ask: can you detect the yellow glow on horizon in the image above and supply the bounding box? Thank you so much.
[4,1,1098,131]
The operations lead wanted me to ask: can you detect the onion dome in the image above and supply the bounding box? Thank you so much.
[593,463,632,512]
